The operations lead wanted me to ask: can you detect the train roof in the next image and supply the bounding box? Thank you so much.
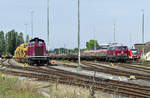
[30,37,45,43]
[134,43,146,45]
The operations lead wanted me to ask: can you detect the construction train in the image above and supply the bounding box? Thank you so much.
[13,37,51,65]
[13,38,141,64]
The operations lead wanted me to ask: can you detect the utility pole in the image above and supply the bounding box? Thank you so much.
[25,24,28,34]
[93,28,96,50]
[30,10,34,39]
[64,43,66,54]
[47,0,50,52]
[77,0,81,71]
[129,32,132,48]
[114,22,116,43]
[25,24,28,36]
[25,24,28,42]
[142,9,144,57]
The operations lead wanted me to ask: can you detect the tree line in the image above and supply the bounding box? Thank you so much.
[53,40,99,54]
[0,30,29,57]
[0,29,99,56]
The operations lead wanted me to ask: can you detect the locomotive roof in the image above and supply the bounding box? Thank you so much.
[30,37,45,43]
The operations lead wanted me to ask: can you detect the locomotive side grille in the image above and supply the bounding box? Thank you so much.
[35,46,44,56]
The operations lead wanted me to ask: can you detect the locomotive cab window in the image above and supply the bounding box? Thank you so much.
[39,41,44,44]
[30,41,35,45]
[131,49,137,54]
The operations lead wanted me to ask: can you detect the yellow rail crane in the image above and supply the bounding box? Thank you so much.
[13,43,28,63]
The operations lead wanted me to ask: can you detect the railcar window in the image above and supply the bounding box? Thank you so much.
[102,46,109,49]
[109,47,113,50]
[116,47,122,50]
[96,46,100,49]
[122,46,127,50]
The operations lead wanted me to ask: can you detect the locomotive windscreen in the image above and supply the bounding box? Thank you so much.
[35,46,44,56]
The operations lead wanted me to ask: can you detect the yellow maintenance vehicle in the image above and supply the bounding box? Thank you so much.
[13,43,28,62]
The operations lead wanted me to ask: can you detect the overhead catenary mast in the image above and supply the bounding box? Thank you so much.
[93,27,96,50]
[77,0,81,71]
[30,10,34,39]
[25,24,28,42]
[142,9,144,57]
[129,32,132,48]
[47,0,50,52]
[114,21,116,43]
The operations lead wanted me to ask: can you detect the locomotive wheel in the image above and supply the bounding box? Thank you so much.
[47,61,50,66]
[27,59,33,66]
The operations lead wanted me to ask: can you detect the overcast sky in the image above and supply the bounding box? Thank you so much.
[0,0,150,49]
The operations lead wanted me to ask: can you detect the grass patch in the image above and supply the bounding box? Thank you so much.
[0,73,119,98]
[57,60,72,63]
[0,74,44,98]
[48,82,112,98]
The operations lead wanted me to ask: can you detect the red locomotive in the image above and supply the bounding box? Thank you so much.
[106,46,128,61]
[26,37,50,65]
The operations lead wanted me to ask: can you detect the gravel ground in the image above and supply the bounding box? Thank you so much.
[3,59,150,86]
[95,62,150,75]
[55,61,150,86]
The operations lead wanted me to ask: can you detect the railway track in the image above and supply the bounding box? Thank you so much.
[96,61,150,74]
[1,59,150,97]
[48,64,150,90]
[117,62,150,73]
[81,61,150,81]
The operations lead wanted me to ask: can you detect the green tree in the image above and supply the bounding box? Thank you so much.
[5,32,8,53]
[6,30,18,55]
[86,40,99,50]
[0,31,5,56]
[17,32,24,46]
[74,48,78,53]
[54,48,59,54]
[0,30,26,55]
[26,34,29,43]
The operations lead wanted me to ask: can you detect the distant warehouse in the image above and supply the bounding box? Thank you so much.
[134,42,150,54]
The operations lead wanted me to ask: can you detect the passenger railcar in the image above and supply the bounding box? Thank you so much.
[128,49,141,60]
[82,45,129,62]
